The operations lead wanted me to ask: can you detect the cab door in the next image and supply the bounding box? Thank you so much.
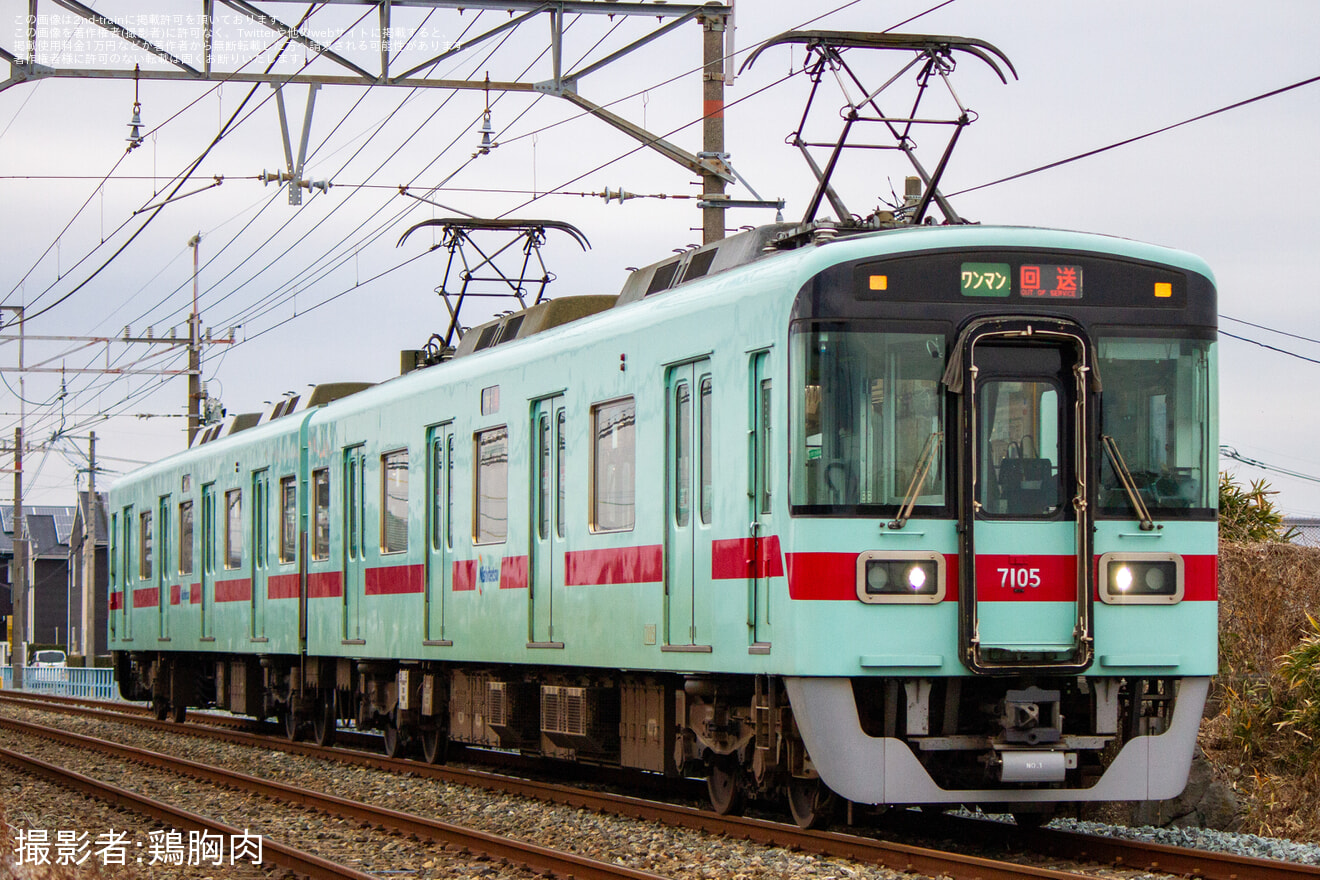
[529,396,565,647]
[959,319,1094,673]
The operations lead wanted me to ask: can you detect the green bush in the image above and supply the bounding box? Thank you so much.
[1275,614,1320,763]
[1219,473,1297,544]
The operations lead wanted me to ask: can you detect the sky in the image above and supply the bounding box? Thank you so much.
[1,0,1319,516]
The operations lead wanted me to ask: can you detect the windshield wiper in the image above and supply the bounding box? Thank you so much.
[1100,435,1155,531]
[889,431,942,530]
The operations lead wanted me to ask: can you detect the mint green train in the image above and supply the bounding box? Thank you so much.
[109,221,1218,827]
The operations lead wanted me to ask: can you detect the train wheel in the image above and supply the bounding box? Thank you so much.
[169,702,187,724]
[283,707,302,742]
[312,697,337,748]
[381,720,401,759]
[787,778,837,830]
[706,754,745,816]
[420,727,447,765]
[152,698,169,721]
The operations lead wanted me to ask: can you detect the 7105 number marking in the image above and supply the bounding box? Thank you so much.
[999,567,1041,590]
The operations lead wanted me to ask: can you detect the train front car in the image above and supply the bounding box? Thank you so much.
[780,226,1217,822]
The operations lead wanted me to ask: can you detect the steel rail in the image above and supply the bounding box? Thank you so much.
[7,691,1320,880]
[0,694,1098,880]
[0,715,673,880]
[0,744,380,880]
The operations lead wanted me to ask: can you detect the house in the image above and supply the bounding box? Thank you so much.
[68,492,110,657]
[1,505,77,651]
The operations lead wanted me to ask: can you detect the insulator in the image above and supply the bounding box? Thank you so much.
[126,103,143,147]
[477,109,495,155]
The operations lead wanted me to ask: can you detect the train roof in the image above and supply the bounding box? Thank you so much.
[110,222,1215,490]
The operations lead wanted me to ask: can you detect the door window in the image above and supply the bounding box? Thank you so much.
[977,380,1061,518]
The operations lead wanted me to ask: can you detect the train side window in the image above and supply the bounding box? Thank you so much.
[158,497,171,578]
[592,397,636,532]
[474,426,509,544]
[675,382,692,527]
[139,510,153,580]
[556,411,566,539]
[312,469,331,560]
[700,377,712,524]
[122,508,133,587]
[447,434,455,550]
[279,476,297,563]
[225,489,243,569]
[537,414,551,540]
[760,378,773,515]
[381,449,409,554]
[179,501,194,576]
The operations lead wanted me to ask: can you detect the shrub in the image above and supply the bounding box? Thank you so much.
[1219,473,1297,544]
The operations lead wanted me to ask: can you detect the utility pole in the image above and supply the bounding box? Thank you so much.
[700,9,728,245]
[4,303,25,687]
[188,233,203,445]
[81,431,96,660]
[11,426,24,688]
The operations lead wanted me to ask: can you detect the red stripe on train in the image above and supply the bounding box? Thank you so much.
[786,552,1217,601]
[501,556,528,590]
[190,582,201,604]
[307,571,343,598]
[565,545,663,585]
[109,592,122,610]
[268,573,301,600]
[133,587,159,607]
[170,584,181,605]
[711,537,785,580]
[215,579,251,602]
[453,560,478,592]
[365,564,424,595]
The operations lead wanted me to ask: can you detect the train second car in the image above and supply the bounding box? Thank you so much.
[109,222,1217,827]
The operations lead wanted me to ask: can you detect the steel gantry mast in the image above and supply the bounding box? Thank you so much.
[2,0,746,242]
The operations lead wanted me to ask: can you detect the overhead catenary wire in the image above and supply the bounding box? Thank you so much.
[208,0,898,339]
[950,73,1320,197]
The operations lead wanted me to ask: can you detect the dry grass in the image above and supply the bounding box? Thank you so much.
[1207,541,1320,841]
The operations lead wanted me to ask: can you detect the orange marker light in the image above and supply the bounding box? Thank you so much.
[1154,282,1172,298]
[869,275,889,291]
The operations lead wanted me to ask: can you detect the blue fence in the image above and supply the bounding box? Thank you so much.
[0,666,118,700]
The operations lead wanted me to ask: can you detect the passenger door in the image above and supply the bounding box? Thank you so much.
[157,497,170,640]
[960,320,1094,673]
[749,351,773,650]
[250,470,269,640]
[529,396,565,647]
[121,508,134,641]
[425,424,453,645]
[200,484,214,639]
[343,446,366,643]
[665,361,713,649]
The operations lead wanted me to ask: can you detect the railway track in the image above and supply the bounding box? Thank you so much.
[0,743,380,880]
[4,690,1318,880]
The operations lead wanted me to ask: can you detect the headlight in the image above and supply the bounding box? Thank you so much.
[1098,553,1184,605]
[856,551,945,604]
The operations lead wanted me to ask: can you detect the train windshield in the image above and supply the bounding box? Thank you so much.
[791,325,946,513]
[1097,336,1216,516]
